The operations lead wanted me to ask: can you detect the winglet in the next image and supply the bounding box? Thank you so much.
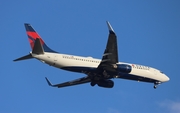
[45,77,54,87]
[106,21,115,34]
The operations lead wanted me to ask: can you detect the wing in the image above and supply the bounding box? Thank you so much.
[45,76,91,88]
[98,21,118,70]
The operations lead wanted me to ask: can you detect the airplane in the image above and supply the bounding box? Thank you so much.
[14,21,170,89]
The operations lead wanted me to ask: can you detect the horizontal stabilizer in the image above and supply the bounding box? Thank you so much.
[32,38,44,54]
[13,54,33,61]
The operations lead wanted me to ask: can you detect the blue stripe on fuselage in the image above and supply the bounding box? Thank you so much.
[61,66,158,83]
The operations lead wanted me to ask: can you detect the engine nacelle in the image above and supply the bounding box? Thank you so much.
[116,64,132,73]
[97,80,114,88]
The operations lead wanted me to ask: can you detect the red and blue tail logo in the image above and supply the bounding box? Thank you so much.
[24,23,56,53]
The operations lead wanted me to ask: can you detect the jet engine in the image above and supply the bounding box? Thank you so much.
[97,80,114,88]
[115,64,132,73]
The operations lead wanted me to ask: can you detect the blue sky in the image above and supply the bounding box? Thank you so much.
[1,1,180,113]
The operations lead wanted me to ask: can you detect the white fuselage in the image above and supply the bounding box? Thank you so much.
[31,52,169,83]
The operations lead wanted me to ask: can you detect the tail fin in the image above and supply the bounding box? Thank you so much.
[25,23,56,53]
[13,24,57,62]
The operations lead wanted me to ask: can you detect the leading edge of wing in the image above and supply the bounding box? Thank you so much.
[45,76,91,88]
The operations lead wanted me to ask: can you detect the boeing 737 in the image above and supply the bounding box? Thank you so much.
[14,22,169,89]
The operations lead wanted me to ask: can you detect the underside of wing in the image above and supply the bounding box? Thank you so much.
[45,76,91,88]
[98,21,118,70]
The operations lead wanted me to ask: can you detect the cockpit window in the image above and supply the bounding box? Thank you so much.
[160,71,164,74]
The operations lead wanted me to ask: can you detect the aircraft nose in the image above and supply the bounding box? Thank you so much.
[164,74,170,82]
